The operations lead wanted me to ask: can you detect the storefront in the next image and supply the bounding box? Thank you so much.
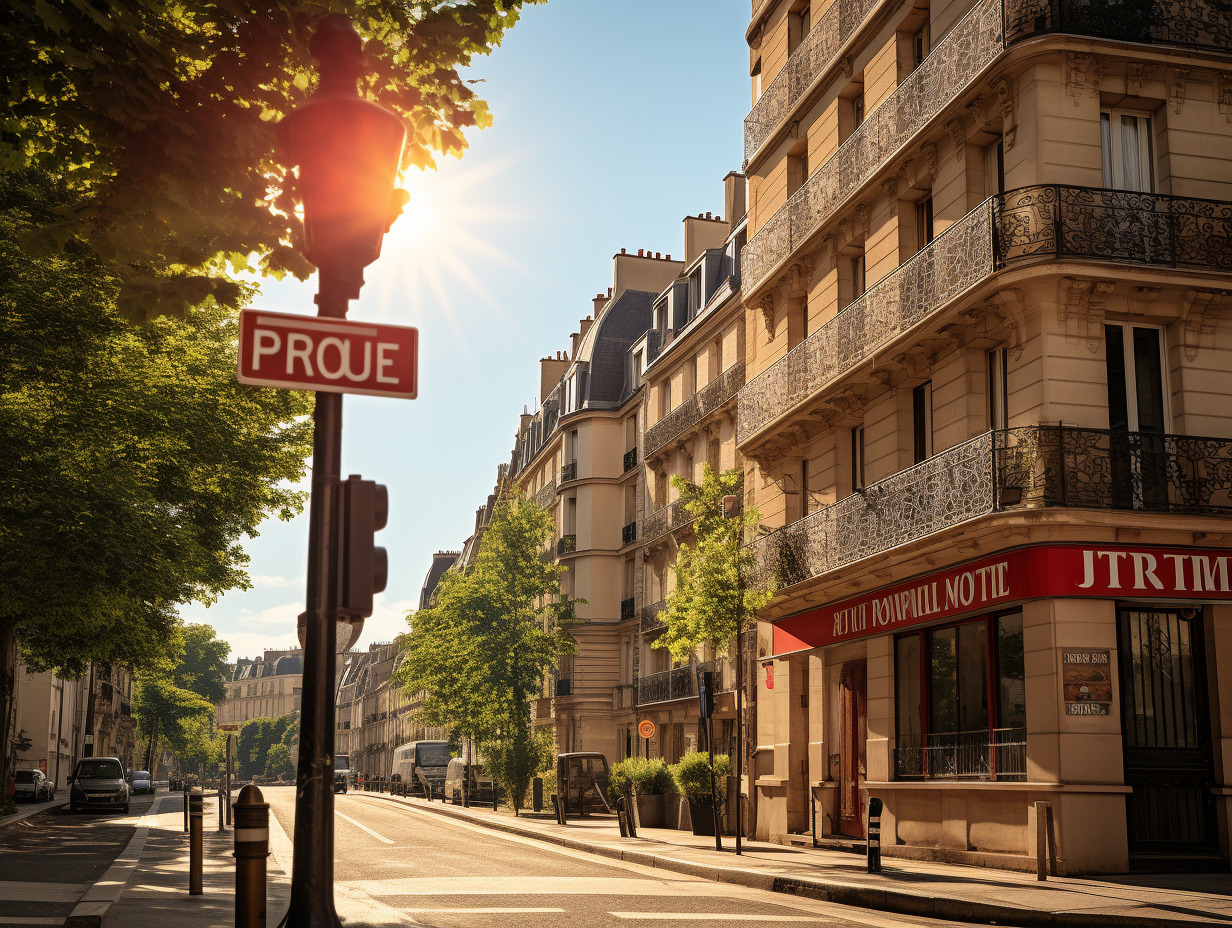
[759,543,1232,873]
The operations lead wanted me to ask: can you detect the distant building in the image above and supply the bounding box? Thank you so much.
[217,649,304,726]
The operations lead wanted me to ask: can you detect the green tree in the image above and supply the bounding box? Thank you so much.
[236,715,298,779]
[3,0,544,318]
[0,174,313,782]
[397,490,577,811]
[266,743,294,778]
[657,466,775,662]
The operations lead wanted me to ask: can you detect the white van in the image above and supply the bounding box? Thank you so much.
[391,740,451,798]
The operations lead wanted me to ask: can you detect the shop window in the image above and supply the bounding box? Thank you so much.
[894,613,1026,780]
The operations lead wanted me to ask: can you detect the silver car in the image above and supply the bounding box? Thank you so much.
[127,770,154,795]
[13,769,54,802]
[69,757,129,813]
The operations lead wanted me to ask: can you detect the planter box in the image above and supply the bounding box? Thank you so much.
[635,793,664,828]
[688,799,718,836]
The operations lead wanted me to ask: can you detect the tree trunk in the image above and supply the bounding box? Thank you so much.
[0,621,16,789]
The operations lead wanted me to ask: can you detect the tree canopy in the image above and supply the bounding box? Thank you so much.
[3,0,544,317]
[657,465,774,662]
[396,490,577,808]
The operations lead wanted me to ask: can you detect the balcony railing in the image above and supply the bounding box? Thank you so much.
[739,187,1232,445]
[533,479,556,509]
[645,364,746,458]
[642,505,671,544]
[624,447,639,472]
[622,521,637,546]
[620,596,637,621]
[557,534,577,557]
[670,499,696,534]
[745,0,883,160]
[638,663,703,706]
[641,600,666,634]
[561,461,578,483]
[751,427,1232,589]
[895,727,1027,780]
[741,0,1232,294]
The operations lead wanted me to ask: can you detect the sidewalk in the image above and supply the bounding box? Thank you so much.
[359,789,1232,928]
[99,794,290,928]
[0,795,68,829]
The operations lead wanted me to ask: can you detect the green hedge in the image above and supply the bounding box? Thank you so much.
[670,751,731,803]
[607,756,673,801]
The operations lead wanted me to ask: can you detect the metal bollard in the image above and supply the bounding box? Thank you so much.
[1035,800,1057,880]
[866,797,883,873]
[218,786,225,832]
[552,793,566,825]
[492,786,498,812]
[624,787,638,838]
[189,788,204,895]
[532,777,543,813]
[616,797,628,837]
[234,785,269,928]
[183,787,189,833]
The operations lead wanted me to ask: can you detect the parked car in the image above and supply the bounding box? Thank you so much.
[13,769,54,802]
[557,752,612,816]
[444,758,495,804]
[333,754,350,794]
[127,770,154,795]
[69,757,129,813]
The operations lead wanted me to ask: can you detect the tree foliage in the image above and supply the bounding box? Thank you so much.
[235,714,298,779]
[396,490,577,809]
[3,0,545,317]
[657,466,775,662]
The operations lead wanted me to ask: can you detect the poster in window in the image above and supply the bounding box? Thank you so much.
[1062,649,1112,715]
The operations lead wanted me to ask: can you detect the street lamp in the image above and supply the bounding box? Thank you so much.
[276,15,406,928]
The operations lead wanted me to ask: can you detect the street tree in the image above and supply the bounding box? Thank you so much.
[0,173,314,782]
[656,465,775,662]
[3,0,545,318]
[397,490,578,810]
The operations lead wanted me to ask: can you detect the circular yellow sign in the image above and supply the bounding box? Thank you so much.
[637,719,656,739]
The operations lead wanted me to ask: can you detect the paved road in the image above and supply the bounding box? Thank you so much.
[266,787,988,928]
[0,791,159,925]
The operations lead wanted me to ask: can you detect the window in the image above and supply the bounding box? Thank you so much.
[789,147,809,196]
[1101,109,1153,192]
[849,253,866,306]
[912,381,933,463]
[851,425,866,492]
[853,90,865,128]
[800,458,810,519]
[915,196,934,250]
[789,4,812,54]
[688,267,702,318]
[984,138,1005,197]
[632,350,643,386]
[912,21,930,68]
[988,347,1008,431]
[895,613,1025,780]
[1105,323,1169,507]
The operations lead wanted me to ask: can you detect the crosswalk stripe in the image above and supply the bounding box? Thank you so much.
[335,810,394,845]
[609,915,820,922]
[398,908,566,915]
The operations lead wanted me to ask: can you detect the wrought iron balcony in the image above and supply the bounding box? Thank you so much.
[556,534,577,557]
[741,0,1232,293]
[620,597,637,621]
[751,427,1232,590]
[561,460,578,483]
[622,521,637,546]
[744,0,882,160]
[895,727,1027,781]
[645,364,745,458]
[642,505,671,544]
[533,478,556,509]
[739,186,1232,446]
[624,447,639,472]
[670,499,696,534]
[641,600,666,634]
[637,663,701,706]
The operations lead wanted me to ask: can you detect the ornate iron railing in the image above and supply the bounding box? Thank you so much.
[645,364,746,458]
[622,521,637,546]
[533,479,556,509]
[557,534,577,556]
[561,461,578,483]
[637,662,714,706]
[739,187,1232,445]
[744,0,883,160]
[641,600,666,634]
[671,499,696,534]
[620,597,637,621]
[624,447,639,472]
[994,185,1232,272]
[751,433,997,588]
[896,727,1027,780]
[741,0,1232,293]
[642,505,671,544]
[742,0,1006,291]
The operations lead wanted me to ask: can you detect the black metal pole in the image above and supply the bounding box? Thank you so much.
[285,278,348,928]
[707,712,721,852]
[735,595,744,856]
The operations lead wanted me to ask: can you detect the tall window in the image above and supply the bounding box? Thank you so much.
[912,381,933,463]
[851,425,866,492]
[848,253,867,307]
[912,21,930,68]
[1101,109,1153,192]
[915,196,934,250]
[1105,324,1166,434]
[988,347,1008,431]
[800,457,810,519]
[984,138,1005,197]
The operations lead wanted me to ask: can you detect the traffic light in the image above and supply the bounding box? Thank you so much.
[337,474,388,619]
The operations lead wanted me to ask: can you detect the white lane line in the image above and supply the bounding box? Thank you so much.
[398,908,566,915]
[348,876,697,896]
[335,810,394,844]
[610,915,821,922]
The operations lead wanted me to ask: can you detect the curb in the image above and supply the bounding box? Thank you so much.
[0,797,69,829]
[64,795,167,928]
[362,792,1228,928]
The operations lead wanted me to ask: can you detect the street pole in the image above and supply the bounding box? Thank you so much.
[735,563,744,856]
[285,275,347,928]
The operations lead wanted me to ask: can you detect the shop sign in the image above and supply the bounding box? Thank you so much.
[1062,649,1112,715]
[773,543,1232,655]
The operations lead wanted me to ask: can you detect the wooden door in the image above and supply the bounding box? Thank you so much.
[839,660,867,839]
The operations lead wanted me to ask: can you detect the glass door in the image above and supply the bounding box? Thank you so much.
[1105,324,1169,508]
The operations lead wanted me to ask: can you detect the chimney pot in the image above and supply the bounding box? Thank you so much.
[621,247,626,254]
[638,248,644,256]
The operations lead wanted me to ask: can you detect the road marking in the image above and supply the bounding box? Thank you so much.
[0,881,88,902]
[610,915,821,922]
[335,810,394,844]
[349,876,707,897]
[398,908,566,915]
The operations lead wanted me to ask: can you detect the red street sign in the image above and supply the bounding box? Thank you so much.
[237,308,417,399]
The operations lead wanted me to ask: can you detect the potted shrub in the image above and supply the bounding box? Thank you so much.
[608,757,673,828]
[670,751,731,836]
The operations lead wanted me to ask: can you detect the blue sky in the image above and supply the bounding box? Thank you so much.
[180,0,752,661]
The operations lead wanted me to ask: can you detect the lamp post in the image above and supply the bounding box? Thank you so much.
[276,15,406,928]
[722,493,744,856]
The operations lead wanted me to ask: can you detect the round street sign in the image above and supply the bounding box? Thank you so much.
[637,719,656,740]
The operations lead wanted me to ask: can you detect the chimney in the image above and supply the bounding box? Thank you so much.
[570,331,581,358]
[579,315,594,341]
[724,171,747,230]
[540,354,569,401]
[593,292,606,316]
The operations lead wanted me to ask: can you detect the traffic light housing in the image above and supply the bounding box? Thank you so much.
[337,474,388,619]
